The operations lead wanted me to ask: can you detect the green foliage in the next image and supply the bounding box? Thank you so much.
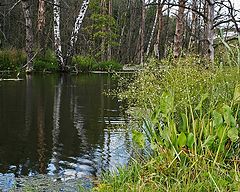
[94,60,122,71]
[121,57,240,114]
[96,56,240,191]
[33,50,58,72]
[72,56,122,72]
[84,0,119,57]
[72,55,97,72]
[0,49,26,71]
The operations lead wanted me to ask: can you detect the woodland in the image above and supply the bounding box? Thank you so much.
[0,0,238,72]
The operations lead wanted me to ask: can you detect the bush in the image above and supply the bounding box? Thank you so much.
[0,49,26,71]
[33,50,58,72]
[72,55,122,72]
[72,55,97,72]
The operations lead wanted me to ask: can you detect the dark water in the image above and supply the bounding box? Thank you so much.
[0,74,131,190]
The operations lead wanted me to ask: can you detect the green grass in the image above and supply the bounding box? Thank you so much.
[95,157,240,191]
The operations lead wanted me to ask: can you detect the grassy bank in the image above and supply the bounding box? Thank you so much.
[94,56,240,191]
[0,49,122,73]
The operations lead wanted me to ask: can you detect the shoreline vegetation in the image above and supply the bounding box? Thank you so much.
[93,40,240,191]
[0,49,124,75]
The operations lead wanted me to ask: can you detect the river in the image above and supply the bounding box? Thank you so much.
[0,74,131,191]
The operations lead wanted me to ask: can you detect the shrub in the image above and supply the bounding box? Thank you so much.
[0,49,26,71]
[72,55,97,72]
[33,50,58,72]
[72,56,122,72]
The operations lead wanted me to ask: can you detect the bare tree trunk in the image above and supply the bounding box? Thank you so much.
[154,2,164,59]
[205,0,214,62]
[173,0,186,58]
[53,0,64,70]
[140,0,145,65]
[37,0,46,56]
[21,0,34,73]
[188,0,197,50]
[146,7,158,57]
[127,1,133,63]
[107,0,112,60]
[66,0,90,65]
[101,0,107,61]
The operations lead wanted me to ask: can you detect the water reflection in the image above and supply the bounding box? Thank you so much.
[0,74,131,188]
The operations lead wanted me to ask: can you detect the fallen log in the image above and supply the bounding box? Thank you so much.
[0,79,23,81]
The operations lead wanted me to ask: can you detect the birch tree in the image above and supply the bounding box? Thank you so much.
[53,0,64,70]
[66,0,90,65]
[146,7,158,57]
[53,0,89,70]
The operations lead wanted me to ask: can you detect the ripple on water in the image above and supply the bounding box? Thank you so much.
[0,173,15,192]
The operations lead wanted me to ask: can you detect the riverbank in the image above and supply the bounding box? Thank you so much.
[0,49,131,74]
[94,57,240,191]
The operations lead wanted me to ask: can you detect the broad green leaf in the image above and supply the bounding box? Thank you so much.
[187,133,194,149]
[203,135,215,147]
[178,132,187,147]
[132,130,145,148]
[212,110,223,128]
[227,128,239,142]
[222,105,236,127]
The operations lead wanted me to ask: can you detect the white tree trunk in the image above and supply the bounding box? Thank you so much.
[53,0,64,69]
[67,0,90,61]
[146,7,158,57]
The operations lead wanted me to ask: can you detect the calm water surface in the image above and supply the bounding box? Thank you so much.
[0,74,131,190]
